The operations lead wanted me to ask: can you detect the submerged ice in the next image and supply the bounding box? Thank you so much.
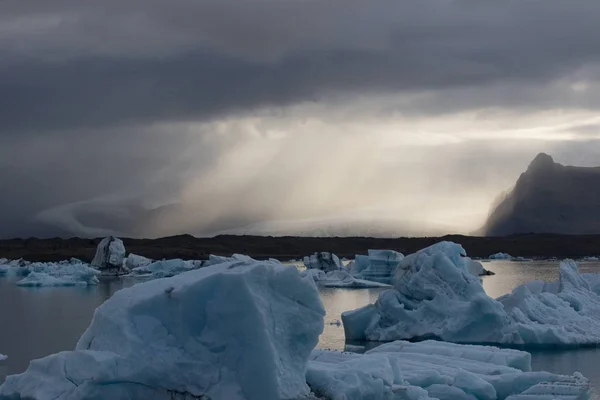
[343,241,600,346]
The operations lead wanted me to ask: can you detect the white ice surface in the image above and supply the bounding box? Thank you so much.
[307,340,590,400]
[343,241,600,346]
[0,258,325,400]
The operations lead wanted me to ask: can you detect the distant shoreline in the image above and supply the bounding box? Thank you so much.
[1,233,599,262]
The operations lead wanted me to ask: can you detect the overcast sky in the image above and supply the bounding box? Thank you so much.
[2,0,600,238]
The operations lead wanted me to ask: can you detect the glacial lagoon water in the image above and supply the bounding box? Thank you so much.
[1,259,600,398]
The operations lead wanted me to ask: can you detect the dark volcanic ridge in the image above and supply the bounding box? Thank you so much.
[482,153,600,236]
[1,233,600,262]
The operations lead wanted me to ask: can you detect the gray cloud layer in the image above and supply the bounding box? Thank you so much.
[2,0,600,238]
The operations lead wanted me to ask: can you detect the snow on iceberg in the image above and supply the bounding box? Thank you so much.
[351,249,405,284]
[304,252,344,272]
[343,241,600,346]
[0,258,326,400]
[489,252,513,260]
[307,340,590,400]
[302,268,390,289]
[91,236,127,276]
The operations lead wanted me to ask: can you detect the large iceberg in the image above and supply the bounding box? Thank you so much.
[0,258,326,400]
[307,340,590,400]
[90,236,127,276]
[489,252,514,260]
[302,269,390,289]
[343,241,600,346]
[351,249,405,284]
[303,252,344,271]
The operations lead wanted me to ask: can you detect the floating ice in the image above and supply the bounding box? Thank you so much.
[131,258,204,278]
[0,258,325,400]
[467,257,495,276]
[204,253,252,267]
[11,263,101,287]
[582,256,599,261]
[489,252,513,260]
[307,340,590,400]
[302,268,390,289]
[0,354,6,361]
[91,236,127,276]
[350,249,405,284]
[304,252,344,272]
[343,241,600,346]
[123,253,152,270]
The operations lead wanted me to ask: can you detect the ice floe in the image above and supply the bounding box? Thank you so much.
[350,249,405,284]
[130,258,204,278]
[0,261,101,287]
[0,258,325,400]
[304,252,344,271]
[0,354,6,362]
[343,241,600,346]
[302,268,390,289]
[489,252,514,260]
[308,340,590,400]
[123,253,152,270]
[0,251,592,400]
[91,236,127,276]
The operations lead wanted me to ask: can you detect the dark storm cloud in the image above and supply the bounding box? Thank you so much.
[2,1,600,132]
[2,0,600,237]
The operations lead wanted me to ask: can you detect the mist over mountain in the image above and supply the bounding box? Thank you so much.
[482,153,600,236]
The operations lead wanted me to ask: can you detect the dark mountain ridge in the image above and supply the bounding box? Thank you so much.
[482,153,600,236]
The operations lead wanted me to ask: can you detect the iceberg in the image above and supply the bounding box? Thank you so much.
[303,252,344,271]
[0,354,6,361]
[131,258,204,278]
[302,268,390,289]
[0,258,326,400]
[467,257,495,276]
[204,253,252,267]
[123,253,153,270]
[489,252,513,260]
[582,256,599,261]
[343,241,600,346]
[13,262,100,287]
[307,340,590,400]
[90,236,127,276]
[351,249,405,284]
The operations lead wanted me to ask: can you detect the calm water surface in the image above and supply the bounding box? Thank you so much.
[2,260,600,397]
